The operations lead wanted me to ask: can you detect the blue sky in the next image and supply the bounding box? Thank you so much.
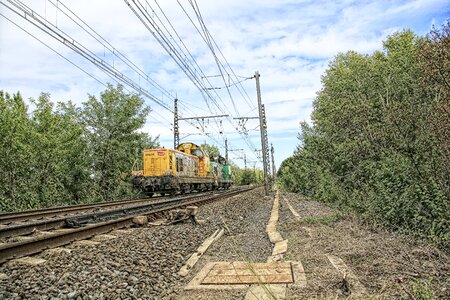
[1,0,449,170]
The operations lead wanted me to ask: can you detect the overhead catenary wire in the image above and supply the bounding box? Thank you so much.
[47,0,210,125]
[125,0,223,114]
[4,0,263,166]
[179,0,257,111]
[187,0,239,117]
[125,0,242,152]
[0,0,207,140]
[183,1,261,160]
[0,9,174,129]
[174,0,261,161]
[1,0,174,111]
[48,0,175,101]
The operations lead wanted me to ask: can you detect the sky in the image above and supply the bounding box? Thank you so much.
[1,0,449,171]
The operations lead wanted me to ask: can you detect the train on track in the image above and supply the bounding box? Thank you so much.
[132,142,233,196]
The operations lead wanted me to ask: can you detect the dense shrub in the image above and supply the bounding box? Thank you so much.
[0,84,159,211]
[278,23,450,249]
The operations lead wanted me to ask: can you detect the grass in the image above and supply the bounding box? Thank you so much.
[297,213,344,226]
[411,279,433,300]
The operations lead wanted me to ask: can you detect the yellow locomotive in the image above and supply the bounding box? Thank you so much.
[132,142,232,196]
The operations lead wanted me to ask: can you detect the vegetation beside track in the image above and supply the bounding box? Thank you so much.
[277,23,450,249]
[0,84,159,211]
[0,82,263,212]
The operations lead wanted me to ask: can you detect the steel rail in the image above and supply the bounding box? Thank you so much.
[0,190,221,239]
[0,187,255,263]
[0,196,166,224]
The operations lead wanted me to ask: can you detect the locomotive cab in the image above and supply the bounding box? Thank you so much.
[177,142,211,177]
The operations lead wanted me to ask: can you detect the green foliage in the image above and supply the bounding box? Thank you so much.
[201,143,221,158]
[0,91,34,210]
[0,84,158,211]
[297,214,344,226]
[230,162,263,186]
[277,23,450,249]
[81,84,150,201]
[411,279,433,300]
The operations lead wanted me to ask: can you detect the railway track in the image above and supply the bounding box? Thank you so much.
[0,186,254,264]
[0,195,170,224]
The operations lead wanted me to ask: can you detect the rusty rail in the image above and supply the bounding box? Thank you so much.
[0,186,255,263]
[0,191,215,239]
[0,196,165,224]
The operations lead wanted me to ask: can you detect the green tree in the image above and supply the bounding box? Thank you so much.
[277,25,450,248]
[55,101,91,203]
[201,143,221,158]
[81,84,151,200]
[0,91,34,211]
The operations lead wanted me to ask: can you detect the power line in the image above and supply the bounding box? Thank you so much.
[2,0,173,112]
[125,0,243,153]
[0,9,173,130]
[0,11,107,89]
[49,0,174,101]
[46,0,208,135]
[4,0,262,164]
[174,0,261,161]
[179,0,257,111]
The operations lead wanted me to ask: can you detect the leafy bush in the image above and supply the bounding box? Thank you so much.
[277,23,450,249]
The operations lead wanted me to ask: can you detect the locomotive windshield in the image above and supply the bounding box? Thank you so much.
[192,149,203,157]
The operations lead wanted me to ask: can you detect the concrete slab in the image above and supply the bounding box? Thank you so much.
[178,228,224,277]
[91,234,117,242]
[272,240,288,256]
[267,231,284,243]
[200,262,293,285]
[185,262,249,290]
[71,240,100,247]
[283,197,300,219]
[43,247,72,255]
[326,254,366,296]
[245,284,286,300]
[272,240,288,255]
[290,261,307,288]
[186,262,294,290]
[8,256,46,266]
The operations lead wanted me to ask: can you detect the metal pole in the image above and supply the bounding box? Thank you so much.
[174,98,179,149]
[225,138,228,162]
[271,143,276,179]
[255,71,269,196]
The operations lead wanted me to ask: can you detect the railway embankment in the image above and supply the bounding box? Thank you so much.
[1,188,448,299]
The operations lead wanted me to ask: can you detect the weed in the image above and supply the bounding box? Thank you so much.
[299,213,344,226]
[411,279,433,300]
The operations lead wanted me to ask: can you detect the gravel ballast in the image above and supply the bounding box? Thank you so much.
[2,188,447,299]
[0,187,272,300]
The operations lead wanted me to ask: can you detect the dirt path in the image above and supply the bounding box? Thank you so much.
[279,192,450,299]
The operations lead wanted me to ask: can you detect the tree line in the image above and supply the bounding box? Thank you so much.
[0,84,158,211]
[277,23,449,248]
[201,143,264,186]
